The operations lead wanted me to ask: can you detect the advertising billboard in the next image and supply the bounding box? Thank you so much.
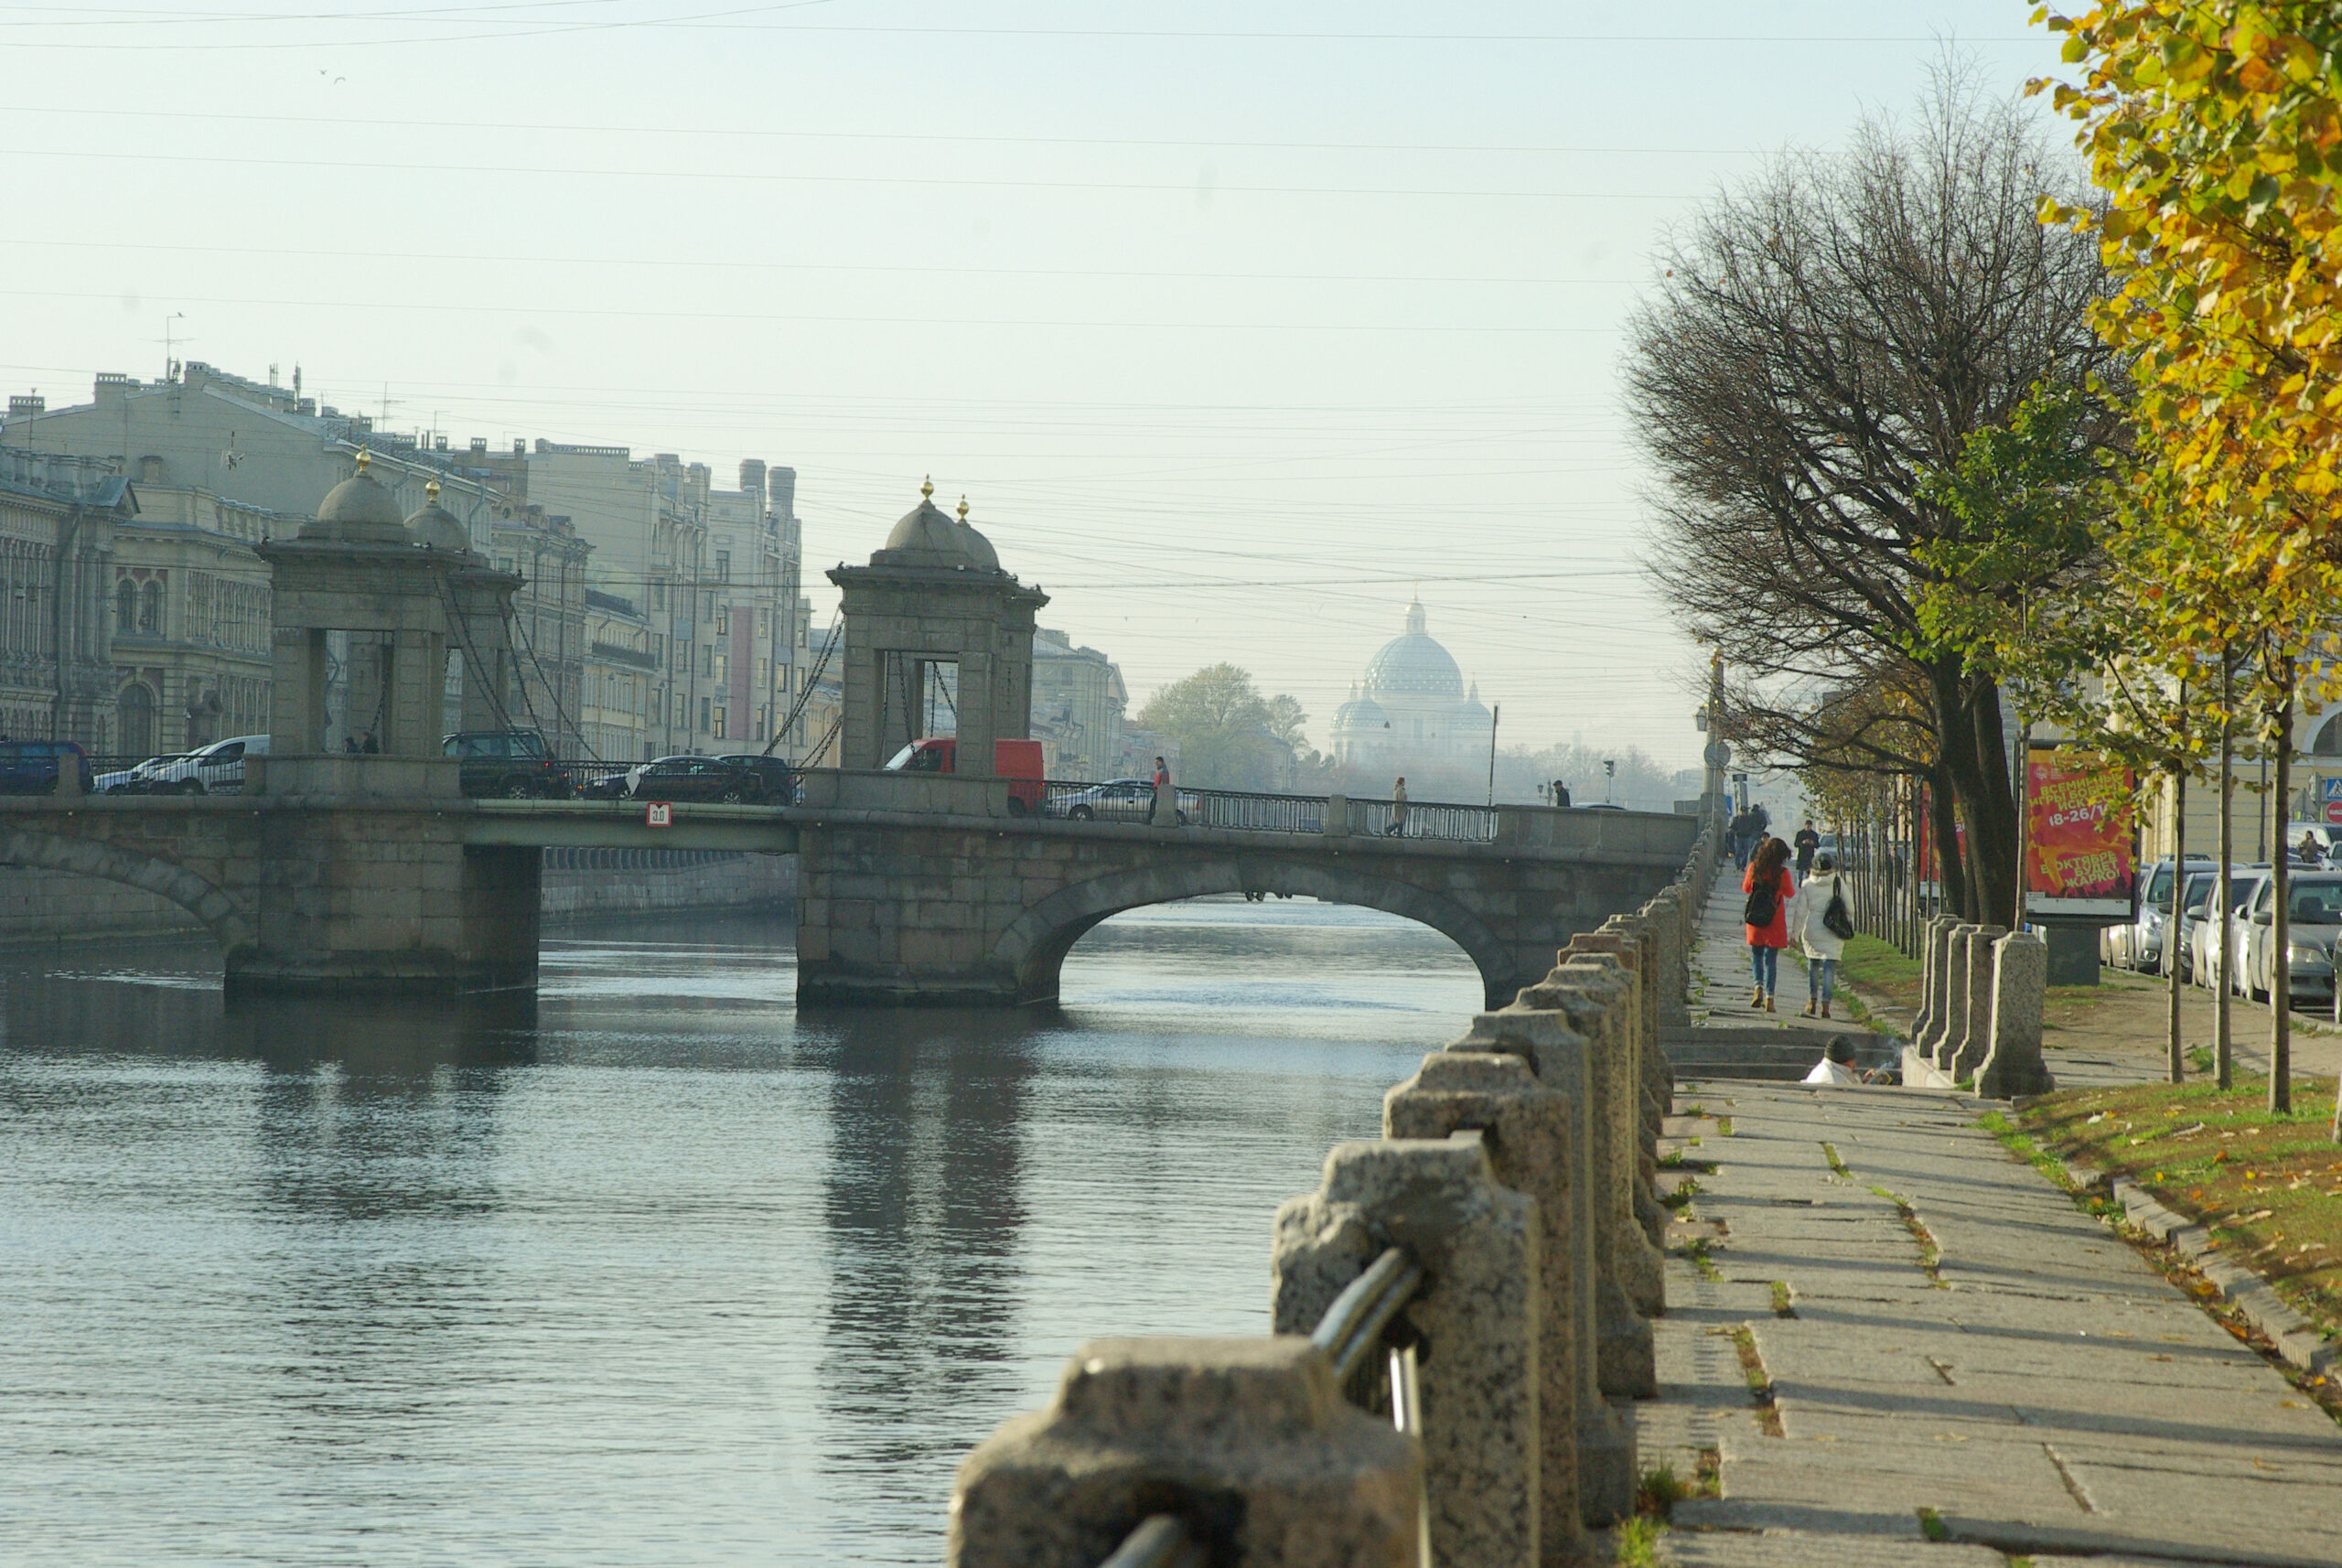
[2025,748,2133,918]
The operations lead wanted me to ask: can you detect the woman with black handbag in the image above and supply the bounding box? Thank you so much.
[1742,836,1796,1012]
[1786,851,1854,1018]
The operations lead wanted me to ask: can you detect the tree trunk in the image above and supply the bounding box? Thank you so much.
[2218,655,2234,1091]
[2271,659,2295,1115]
[1928,766,1971,921]
[2168,763,2186,1084]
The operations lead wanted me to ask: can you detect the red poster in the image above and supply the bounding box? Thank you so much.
[2026,751,2133,916]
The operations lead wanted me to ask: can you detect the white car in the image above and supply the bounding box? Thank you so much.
[141,734,269,795]
[96,753,191,793]
[1049,778,1198,823]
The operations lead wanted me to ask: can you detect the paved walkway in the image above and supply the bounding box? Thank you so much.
[1644,1081,2342,1567]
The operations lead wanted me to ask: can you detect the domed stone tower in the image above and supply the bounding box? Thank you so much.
[828,479,1049,771]
[1330,682,1391,766]
[302,450,415,546]
[260,451,521,766]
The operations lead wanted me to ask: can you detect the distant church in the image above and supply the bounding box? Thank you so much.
[1330,599,1494,779]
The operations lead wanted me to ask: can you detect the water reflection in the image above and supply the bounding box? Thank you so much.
[0,899,1480,1565]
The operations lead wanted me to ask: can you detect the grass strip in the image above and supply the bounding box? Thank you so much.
[1728,1325,1784,1435]
[1770,1281,1797,1318]
[1660,1177,1701,1211]
[1917,1506,1947,1542]
[1679,1235,1724,1282]
[1611,1515,1663,1567]
[2009,1077,2342,1337]
[1871,1185,1947,1286]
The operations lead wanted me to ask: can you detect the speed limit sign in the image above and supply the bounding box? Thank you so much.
[644,801,673,827]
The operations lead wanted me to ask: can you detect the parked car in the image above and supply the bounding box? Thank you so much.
[2181,868,2254,989]
[1048,777,1199,824]
[2243,870,2342,1006]
[2196,865,2275,993]
[137,734,268,795]
[2106,855,2214,972]
[883,736,1047,814]
[621,754,792,804]
[95,753,190,794]
[443,729,571,799]
[2171,869,2221,982]
[713,755,799,803]
[0,740,93,796]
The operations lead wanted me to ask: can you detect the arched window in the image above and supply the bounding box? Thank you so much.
[115,579,137,635]
[140,580,163,635]
[2315,713,2342,757]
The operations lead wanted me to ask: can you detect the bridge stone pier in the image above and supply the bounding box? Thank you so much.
[791,771,1701,1008]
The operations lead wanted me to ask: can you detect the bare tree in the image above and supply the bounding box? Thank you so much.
[1630,70,2114,920]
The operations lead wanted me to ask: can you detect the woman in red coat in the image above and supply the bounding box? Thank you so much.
[1743,836,1796,1013]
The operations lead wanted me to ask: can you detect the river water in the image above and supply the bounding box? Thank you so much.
[0,898,1481,1565]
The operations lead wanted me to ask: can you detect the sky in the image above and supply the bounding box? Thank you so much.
[0,1,2074,772]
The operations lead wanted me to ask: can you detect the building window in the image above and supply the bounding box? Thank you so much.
[713,652,727,685]
[115,580,137,635]
[714,551,730,582]
[700,697,712,733]
[140,580,164,635]
[651,583,666,612]
[119,682,156,756]
[702,645,713,678]
[757,705,768,740]
[716,607,730,637]
[758,607,770,634]
[712,705,726,740]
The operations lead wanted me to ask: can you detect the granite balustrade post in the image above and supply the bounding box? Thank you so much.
[1976,930,2056,1100]
[1929,924,1981,1067]
[1923,917,1963,1060]
[1508,964,1660,1398]
[1385,1051,1591,1567]
[1273,1133,1542,1568]
[1455,1007,1638,1526]
[1563,928,1664,1246]
[950,1337,1421,1568]
[1909,916,1950,1054]
[1946,925,2010,1081]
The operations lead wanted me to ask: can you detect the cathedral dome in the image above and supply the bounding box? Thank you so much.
[1363,599,1464,701]
[301,451,414,545]
[1333,683,1390,733]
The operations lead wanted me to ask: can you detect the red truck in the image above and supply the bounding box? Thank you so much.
[883,736,1046,815]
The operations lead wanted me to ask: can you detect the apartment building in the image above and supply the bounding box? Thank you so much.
[0,442,133,746]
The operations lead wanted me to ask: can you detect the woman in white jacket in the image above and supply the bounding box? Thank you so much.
[1785,852,1850,1018]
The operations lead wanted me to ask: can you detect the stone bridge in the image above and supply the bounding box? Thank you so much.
[0,761,1698,1004]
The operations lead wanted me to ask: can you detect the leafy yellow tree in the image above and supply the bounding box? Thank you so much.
[2041,4,2342,1124]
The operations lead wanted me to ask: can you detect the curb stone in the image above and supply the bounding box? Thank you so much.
[2073,1160,2340,1376]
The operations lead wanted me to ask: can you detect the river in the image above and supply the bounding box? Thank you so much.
[0,897,1482,1565]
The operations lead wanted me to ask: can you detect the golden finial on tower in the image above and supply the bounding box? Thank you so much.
[920,475,934,500]
[354,448,372,476]
[425,477,441,502]
[957,495,969,521]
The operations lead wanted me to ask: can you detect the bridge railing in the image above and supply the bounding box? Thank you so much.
[1187,787,1327,833]
[1344,794,1499,843]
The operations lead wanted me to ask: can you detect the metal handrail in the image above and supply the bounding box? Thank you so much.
[1097,1514,1206,1568]
[1090,1246,1426,1568]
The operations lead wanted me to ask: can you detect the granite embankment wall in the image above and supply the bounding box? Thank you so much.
[0,850,796,946]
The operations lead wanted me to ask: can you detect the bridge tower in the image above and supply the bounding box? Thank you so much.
[230,453,538,993]
[827,481,1047,771]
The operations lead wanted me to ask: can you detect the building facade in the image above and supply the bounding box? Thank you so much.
[0,443,131,746]
[1029,626,1128,780]
[106,485,278,756]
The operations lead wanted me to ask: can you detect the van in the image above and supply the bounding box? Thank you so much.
[882,736,1046,814]
[0,741,92,797]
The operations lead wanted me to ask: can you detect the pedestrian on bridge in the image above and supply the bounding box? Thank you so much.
[1387,777,1409,836]
[1743,835,1794,1013]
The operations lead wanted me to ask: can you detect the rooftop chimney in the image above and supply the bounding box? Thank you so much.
[6,392,44,419]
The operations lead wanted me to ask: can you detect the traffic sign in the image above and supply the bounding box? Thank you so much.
[645,801,672,827]
[2326,799,2342,826]
[2324,776,2342,802]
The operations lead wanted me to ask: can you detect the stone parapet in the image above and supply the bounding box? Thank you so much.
[950,1337,1420,1568]
[1274,1133,1542,1568]
[1385,1051,1587,1565]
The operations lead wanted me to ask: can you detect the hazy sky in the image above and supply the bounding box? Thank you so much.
[3,2,2069,770]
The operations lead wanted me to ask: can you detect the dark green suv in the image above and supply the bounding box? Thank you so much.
[442,730,572,799]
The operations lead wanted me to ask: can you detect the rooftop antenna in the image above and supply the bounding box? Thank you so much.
[158,312,187,381]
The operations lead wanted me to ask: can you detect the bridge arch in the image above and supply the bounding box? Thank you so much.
[993,854,1522,1007]
[0,826,253,957]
